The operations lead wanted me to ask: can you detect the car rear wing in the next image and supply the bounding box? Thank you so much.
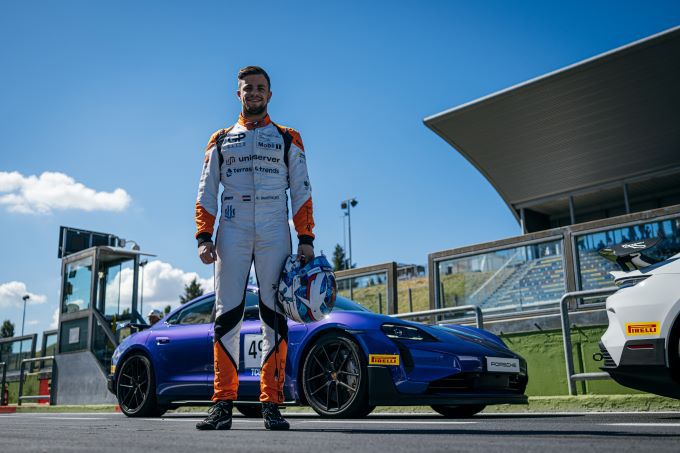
[598,237,661,271]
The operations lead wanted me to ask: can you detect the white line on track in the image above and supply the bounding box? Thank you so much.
[141,418,477,425]
[605,423,680,427]
[0,415,109,420]
[479,411,680,416]
[36,417,108,420]
[295,420,478,425]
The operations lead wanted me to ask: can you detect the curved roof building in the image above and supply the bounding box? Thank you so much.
[424,26,680,233]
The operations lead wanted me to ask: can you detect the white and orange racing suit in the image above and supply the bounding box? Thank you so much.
[195,113,314,404]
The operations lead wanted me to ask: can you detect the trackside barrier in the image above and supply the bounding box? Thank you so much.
[392,305,484,330]
[560,288,618,395]
[17,356,56,405]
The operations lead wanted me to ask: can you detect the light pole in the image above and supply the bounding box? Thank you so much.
[19,294,29,358]
[139,259,148,319]
[21,295,29,336]
[340,198,358,269]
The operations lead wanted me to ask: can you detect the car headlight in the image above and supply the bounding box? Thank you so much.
[381,323,437,341]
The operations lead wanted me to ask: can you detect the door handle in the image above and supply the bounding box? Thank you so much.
[156,337,170,345]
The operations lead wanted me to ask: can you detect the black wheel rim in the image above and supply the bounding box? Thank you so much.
[117,357,150,414]
[304,339,361,413]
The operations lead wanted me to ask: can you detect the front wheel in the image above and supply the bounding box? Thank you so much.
[431,404,486,418]
[116,354,162,417]
[302,332,374,418]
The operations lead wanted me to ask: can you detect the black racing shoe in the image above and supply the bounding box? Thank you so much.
[196,400,233,430]
[262,402,289,430]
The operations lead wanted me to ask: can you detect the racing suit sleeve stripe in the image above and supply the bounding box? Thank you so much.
[195,204,216,238]
[287,129,315,240]
[195,140,221,240]
[292,197,314,239]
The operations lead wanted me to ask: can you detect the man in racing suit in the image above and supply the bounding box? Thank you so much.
[194,66,314,431]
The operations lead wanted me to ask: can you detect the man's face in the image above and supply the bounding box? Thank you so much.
[237,74,272,116]
[148,315,160,325]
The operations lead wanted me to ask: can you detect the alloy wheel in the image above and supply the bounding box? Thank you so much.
[304,338,362,413]
[117,356,151,414]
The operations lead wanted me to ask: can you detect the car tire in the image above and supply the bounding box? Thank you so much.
[235,404,263,418]
[116,354,162,417]
[431,404,486,418]
[301,331,374,418]
[668,319,680,383]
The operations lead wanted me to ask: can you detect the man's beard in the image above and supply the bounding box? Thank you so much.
[243,102,267,116]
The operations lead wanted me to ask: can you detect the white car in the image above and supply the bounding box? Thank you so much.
[598,238,680,398]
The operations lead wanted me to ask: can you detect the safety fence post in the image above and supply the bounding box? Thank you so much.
[560,288,617,395]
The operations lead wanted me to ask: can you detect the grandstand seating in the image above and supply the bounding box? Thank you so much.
[474,255,565,311]
[578,251,618,290]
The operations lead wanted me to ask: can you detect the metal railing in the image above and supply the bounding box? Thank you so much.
[17,356,57,406]
[560,287,618,395]
[392,305,484,329]
[0,362,6,405]
[336,262,399,314]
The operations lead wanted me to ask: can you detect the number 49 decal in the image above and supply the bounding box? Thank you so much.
[248,338,263,358]
[243,334,264,369]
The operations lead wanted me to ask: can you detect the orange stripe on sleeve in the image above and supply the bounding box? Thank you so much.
[293,197,314,238]
[206,128,226,151]
[287,128,304,151]
[195,203,216,238]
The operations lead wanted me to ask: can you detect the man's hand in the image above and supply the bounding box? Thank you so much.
[199,242,217,264]
[297,244,314,265]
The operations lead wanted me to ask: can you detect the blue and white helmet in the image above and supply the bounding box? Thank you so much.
[278,254,337,323]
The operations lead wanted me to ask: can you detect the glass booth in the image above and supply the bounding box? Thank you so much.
[58,246,153,373]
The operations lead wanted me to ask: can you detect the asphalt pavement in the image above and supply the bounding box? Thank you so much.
[3,411,680,452]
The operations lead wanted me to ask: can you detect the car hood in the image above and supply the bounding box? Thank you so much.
[429,324,512,355]
[344,311,516,358]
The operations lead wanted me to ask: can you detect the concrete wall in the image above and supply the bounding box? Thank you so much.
[55,351,117,405]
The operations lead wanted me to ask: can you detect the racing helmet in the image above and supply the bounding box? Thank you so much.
[278,254,337,323]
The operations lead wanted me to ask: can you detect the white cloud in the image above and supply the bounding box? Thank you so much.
[110,260,213,314]
[27,320,40,326]
[0,281,47,308]
[0,171,131,214]
[50,308,59,329]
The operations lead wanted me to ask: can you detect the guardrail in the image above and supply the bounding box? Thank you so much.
[560,287,618,395]
[392,305,484,330]
[17,356,57,406]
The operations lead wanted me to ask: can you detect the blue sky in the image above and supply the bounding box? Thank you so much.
[1,0,679,339]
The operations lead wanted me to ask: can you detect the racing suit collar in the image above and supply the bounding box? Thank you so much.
[238,113,272,130]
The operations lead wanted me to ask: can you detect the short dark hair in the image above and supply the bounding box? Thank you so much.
[237,66,271,88]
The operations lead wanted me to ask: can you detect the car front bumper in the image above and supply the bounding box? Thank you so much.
[367,366,528,406]
[107,374,115,395]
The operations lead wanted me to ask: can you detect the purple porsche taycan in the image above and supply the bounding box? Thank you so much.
[108,287,528,418]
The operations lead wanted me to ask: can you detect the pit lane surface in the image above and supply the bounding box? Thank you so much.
[3,411,680,452]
